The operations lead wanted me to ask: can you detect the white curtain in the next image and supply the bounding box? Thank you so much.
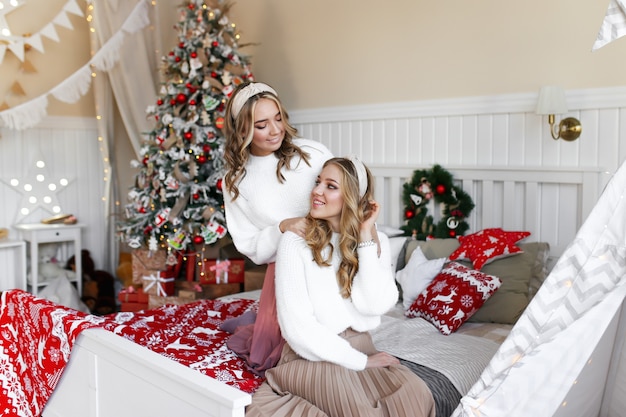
[454,160,626,416]
[89,0,163,272]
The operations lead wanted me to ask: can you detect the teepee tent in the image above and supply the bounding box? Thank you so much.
[454,159,626,417]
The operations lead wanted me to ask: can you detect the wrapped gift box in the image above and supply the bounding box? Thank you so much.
[142,270,176,296]
[120,302,149,312]
[196,258,245,284]
[131,248,184,285]
[176,280,242,300]
[118,287,149,304]
[148,294,197,309]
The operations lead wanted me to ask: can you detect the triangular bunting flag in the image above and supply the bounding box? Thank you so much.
[53,10,73,30]
[40,23,60,42]
[21,59,37,73]
[0,102,10,111]
[25,33,44,53]
[10,81,26,96]
[7,41,24,62]
[64,0,84,17]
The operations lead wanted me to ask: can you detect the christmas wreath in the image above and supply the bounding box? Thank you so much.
[401,164,475,240]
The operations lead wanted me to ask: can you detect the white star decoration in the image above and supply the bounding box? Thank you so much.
[4,158,73,223]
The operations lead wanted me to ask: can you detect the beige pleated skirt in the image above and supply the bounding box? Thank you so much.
[246,329,436,417]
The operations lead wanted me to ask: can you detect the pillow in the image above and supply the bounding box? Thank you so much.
[468,242,548,324]
[449,228,531,270]
[402,238,550,324]
[395,247,446,310]
[377,224,405,237]
[388,236,409,272]
[405,262,502,335]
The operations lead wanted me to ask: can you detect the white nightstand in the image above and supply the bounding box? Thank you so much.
[0,239,27,291]
[13,223,84,297]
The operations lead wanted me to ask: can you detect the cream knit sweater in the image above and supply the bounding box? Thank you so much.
[275,232,399,371]
[223,138,332,265]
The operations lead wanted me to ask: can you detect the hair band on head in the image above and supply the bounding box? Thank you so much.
[230,82,278,119]
[348,155,368,198]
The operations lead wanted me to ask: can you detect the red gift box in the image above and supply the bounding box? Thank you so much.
[118,286,149,303]
[196,258,245,284]
[120,302,149,312]
[142,270,176,296]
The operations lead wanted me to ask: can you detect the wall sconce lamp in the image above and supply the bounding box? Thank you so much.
[535,86,582,141]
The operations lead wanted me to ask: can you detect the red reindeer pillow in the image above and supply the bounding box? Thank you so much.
[405,262,501,335]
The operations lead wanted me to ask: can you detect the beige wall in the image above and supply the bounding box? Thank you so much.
[217,0,626,110]
[0,0,93,117]
[1,0,624,117]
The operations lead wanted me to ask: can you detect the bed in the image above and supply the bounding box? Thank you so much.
[0,165,604,417]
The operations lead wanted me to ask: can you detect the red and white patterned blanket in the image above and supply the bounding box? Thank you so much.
[0,289,264,417]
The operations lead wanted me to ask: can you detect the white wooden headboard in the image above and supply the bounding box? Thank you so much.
[369,164,603,262]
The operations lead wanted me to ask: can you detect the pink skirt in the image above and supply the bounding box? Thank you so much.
[226,263,285,377]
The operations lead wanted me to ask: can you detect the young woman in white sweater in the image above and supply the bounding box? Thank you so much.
[247,157,435,417]
[222,82,332,376]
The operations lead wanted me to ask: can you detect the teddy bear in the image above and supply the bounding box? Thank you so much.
[37,243,75,282]
[65,250,116,315]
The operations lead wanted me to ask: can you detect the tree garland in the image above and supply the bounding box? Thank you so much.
[401,164,475,240]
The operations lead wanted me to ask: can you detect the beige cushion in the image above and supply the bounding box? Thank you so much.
[402,238,549,324]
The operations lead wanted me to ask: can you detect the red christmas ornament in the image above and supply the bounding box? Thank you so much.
[405,209,415,219]
[188,3,195,9]
[186,82,192,88]
[197,155,207,164]
[176,93,187,103]
[144,225,152,234]
[184,131,193,140]
[449,230,456,237]
[168,51,174,56]
[436,184,446,194]
[175,56,181,62]
[179,42,185,48]
[203,144,211,153]
[142,156,149,165]
[215,117,225,129]
[139,206,146,214]
[157,99,163,106]
[170,99,176,106]
[193,235,204,245]
[190,51,197,58]
[193,193,200,200]
[216,178,223,191]
[212,41,219,48]
[189,99,196,106]
[211,71,218,78]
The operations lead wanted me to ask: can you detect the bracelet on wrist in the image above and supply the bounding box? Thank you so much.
[357,239,376,248]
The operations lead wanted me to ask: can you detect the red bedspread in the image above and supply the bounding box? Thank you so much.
[0,290,264,417]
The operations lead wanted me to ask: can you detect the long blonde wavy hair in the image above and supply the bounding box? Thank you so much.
[305,157,375,299]
[223,82,310,200]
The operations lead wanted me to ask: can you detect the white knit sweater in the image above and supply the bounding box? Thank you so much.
[275,232,399,371]
[223,138,332,265]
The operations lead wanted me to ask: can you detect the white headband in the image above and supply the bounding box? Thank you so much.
[230,82,278,119]
[349,156,368,198]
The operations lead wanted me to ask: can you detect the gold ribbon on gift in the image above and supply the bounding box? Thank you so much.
[143,272,175,296]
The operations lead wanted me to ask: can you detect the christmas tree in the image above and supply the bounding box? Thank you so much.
[118,0,253,255]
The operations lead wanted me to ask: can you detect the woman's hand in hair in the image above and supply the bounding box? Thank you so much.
[366,351,400,369]
[279,217,308,237]
[360,200,380,238]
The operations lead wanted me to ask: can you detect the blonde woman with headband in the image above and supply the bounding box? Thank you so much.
[247,157,435,417]
[221,82,333,376]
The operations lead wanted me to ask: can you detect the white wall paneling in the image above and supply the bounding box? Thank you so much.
[0,117,106,278]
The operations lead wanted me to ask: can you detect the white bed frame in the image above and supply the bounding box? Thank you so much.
[42,165,604,417]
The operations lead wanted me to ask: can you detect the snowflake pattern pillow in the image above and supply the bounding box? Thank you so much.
[405,262,502,335]
[448,227,531,270]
